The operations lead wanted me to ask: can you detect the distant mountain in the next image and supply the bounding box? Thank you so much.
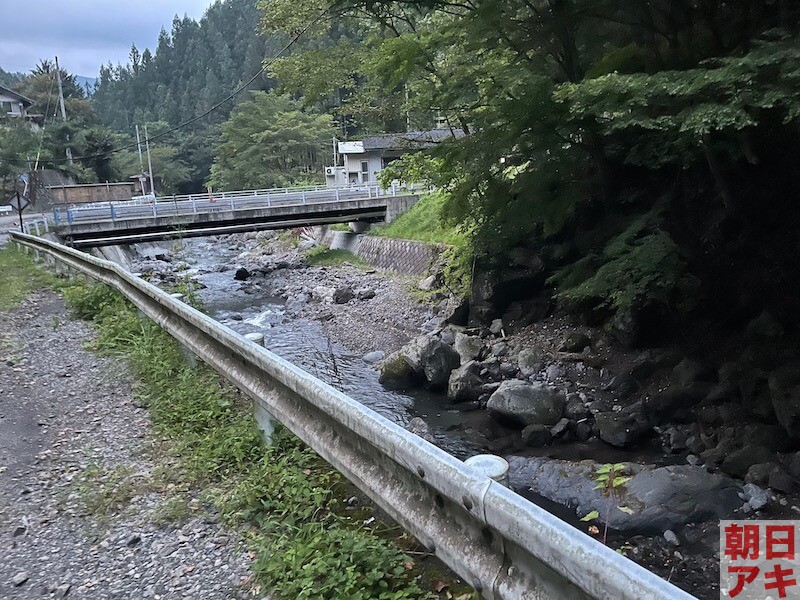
[75,75,97,94]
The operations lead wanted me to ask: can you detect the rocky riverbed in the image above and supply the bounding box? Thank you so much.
[0,291,256,599]
[129,229,800,599]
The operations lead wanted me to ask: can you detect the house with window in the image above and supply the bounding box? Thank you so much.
[0,85,42,126]
[324,129,464,186]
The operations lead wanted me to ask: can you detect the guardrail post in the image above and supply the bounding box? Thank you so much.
[335,188,340,202]
[191,198,197,213]
[67,209,74,225]
[230,198,235,210]
[266,192,271,206]
[53,209,60,225]
[152,202,157,217]
[110,203,117,220]
[367,186,372,198]
[302,190,307,204]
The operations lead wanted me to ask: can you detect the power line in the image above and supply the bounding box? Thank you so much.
[1,2,337,170]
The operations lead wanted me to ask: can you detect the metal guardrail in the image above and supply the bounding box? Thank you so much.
[52,183,406,225]
[9,231,694,600]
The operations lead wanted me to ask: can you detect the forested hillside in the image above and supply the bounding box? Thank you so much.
[258,0,800,348]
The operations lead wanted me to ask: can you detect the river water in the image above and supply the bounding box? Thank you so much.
[181,238,484,459]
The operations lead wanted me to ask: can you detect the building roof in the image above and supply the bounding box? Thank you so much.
[0,85,34,107]
[361,128,465,151]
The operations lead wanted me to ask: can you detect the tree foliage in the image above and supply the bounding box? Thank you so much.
[209,92,333,190]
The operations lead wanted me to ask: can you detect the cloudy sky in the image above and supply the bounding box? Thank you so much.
[0,0,213,78]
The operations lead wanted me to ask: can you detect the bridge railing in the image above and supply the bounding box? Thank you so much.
[9,230,695,600]
[52,182,410,225]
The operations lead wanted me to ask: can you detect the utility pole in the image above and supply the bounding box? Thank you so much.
[144,124,156,197]
[54,56,74,164]
[135,124,144,171]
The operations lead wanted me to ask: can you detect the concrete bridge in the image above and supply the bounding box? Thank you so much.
[51,184,418,248]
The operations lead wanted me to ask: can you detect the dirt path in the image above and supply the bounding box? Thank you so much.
[0,291,255,599]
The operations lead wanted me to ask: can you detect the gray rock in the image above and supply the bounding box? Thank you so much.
[453,333,483,364]
[742,483,769,511]
[721,444,776,478]
[550,417,570,438]
[560,332,591,353]
[418,275,438,291]
[663,530,680,546]
[489,318,504,335]
[491,342,508,357]
[407,417,436,444]
[354,288,376,300]
[610,309,640,347]
[544,363,565,382]
[362,351,385,364]
[332,286,354,304]
[508,458,743,533]
[521,424,552,447]
[517,348,545,377]
[11,572,29,587]
[378,335,460,390]
[487,380,565,427]
[447,361,484,402]
[595,403,651,448]
[311,285,336,303]
[233,267,250,281]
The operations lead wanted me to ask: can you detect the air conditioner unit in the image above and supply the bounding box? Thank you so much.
[325,167,336,176]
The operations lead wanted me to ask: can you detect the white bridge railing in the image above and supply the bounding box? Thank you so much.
[9,231,694,600]
[53,183,405,226]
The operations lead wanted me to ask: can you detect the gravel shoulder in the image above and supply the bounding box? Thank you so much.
[0,290,255,599]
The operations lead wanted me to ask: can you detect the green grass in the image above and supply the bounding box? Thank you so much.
[305,247,369,267]
[0,246,59,310]
[59,281,472,600]
[371,192,465,247]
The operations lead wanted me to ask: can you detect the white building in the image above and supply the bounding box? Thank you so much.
[325,129,464,186]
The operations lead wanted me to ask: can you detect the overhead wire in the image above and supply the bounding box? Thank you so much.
[1,2,339,169]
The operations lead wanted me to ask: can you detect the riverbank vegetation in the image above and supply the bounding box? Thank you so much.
[54,275,470,599]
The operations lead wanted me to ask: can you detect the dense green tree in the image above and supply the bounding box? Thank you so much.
[208,91,333,190]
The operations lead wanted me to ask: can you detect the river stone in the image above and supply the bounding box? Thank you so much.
[355,287,376,300]
[362,351,385,364]
[453,333,483,364]
[311,285,336,303]
[332,286,354,304]
[378,335,459,390]
[595,402,651,447]
[447,361,484,402]
[720,444,776,478]
[508,457,743,533]
[517,348,545,377]
[233,266,251,281]
[489,318,504,335]
[560,332,591,353]
[486,380,565,427]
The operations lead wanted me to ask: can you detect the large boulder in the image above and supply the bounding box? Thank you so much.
[453,333,483,364]
[378,335,459,390]
[487,380,565,427]
[560,332,591,353]
[332,286,354,304]
[447,361,484,402]
[508,457,743,533]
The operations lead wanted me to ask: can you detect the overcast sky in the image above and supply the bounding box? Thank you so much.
[0,0,213,78]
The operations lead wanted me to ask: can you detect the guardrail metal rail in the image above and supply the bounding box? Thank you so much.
[8,231,695,600]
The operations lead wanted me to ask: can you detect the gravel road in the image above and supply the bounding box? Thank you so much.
[0,291,257,599]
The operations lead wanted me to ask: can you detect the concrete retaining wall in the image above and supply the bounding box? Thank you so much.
[316,226,442,276]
